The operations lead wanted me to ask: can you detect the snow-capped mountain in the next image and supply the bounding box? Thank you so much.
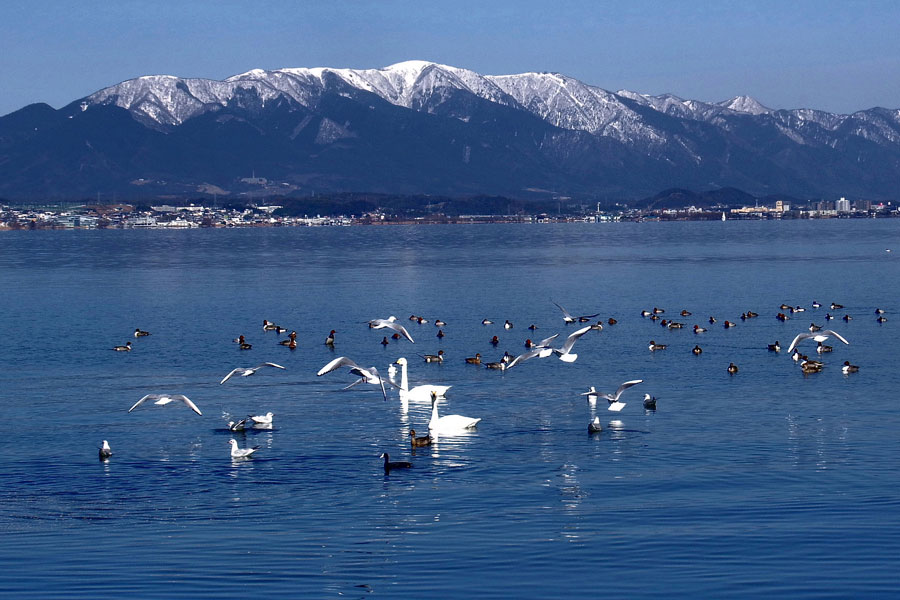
[2,60,900,200]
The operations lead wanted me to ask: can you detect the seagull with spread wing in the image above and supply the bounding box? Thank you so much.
[368,316,415,343]
[220,362,286,384]
[317,356,396,401]
[128,394,203,416]
[786,330,849,354]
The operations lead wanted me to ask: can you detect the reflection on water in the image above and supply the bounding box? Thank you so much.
[2,221,899,598]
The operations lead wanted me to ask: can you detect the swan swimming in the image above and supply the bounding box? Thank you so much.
[428,393,480,434]
[394,357,451,401]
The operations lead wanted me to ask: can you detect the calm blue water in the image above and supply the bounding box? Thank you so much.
[2,221,898,598]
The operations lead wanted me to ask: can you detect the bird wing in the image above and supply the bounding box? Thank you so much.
[559,326,592,354]
[553,301,575,320]
[578,312,601,319]
[787,332,813,353]
[128,394,157,412]
[536,333,560,348]
[506,349,543,369]
[371,367,389,401]
[822,330,850,345]
[341,378,367,390]
[172,395,202,416]
[385,322,415,343]
[317,356,362,376]
[260,362,285,370]
[613,379,643,401]
[220,369,241,384]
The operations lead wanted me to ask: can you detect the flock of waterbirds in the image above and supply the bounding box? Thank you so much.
[102,300,880,470]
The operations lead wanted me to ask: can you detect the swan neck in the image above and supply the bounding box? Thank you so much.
[429,398,439,427]
[400,361,409,391]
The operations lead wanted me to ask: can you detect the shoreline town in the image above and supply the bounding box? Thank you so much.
[1,196,895,230]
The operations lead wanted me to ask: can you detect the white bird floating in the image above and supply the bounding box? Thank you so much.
[368,316,415,343]
[249,412,274,425]
[128,394,202,416]
[220,362,286,384]
[588,416,603,434]
[393,357,451,402]
[227,418,248,432]
[317,356,395,401]
[99,440,112,460]
[786,330,850,354]
[539,325,593,362]
[428,393,481,434]
[229,439,260,459]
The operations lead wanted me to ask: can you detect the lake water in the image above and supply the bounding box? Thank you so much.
[1,220,898,598]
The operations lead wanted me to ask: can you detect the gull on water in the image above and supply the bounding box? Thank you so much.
[128,394,202,416]
[786,330,849,354]
[99,440,112,461]
[229,439,260,459]
[588,416,603,434]
[368,316,415,343]
[249,412,274,425]
[220,362,286,384]
[317,356,395,401]
[227,418,249,431]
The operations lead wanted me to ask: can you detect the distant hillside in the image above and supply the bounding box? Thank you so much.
[2,60,900,201]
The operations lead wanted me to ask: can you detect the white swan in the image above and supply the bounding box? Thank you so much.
[394,357,451,401]
[428,393,480,433]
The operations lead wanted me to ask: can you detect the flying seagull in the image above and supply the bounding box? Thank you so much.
[128,394,202,416]
[539,325,593,362]
[317,356,394,401]
[368,316,415,343]
[786,330,849,354]
[594,379,643,412]
[220,362,286,384]
[552,301,600,324]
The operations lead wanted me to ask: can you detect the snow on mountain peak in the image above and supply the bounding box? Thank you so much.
[718,95,771,115]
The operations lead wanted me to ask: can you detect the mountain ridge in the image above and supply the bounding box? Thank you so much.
[1,60,899,201]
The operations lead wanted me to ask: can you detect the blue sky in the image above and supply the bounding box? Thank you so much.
[2,0,899,116]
